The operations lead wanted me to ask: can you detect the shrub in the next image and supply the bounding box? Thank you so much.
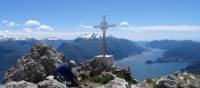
[89,75,111,84]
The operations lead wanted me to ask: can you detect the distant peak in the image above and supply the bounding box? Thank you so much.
[0,35,34,41]
[79,33,101,39]
[44,37,61,40]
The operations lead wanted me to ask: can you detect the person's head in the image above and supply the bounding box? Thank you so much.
[69,60,76,68]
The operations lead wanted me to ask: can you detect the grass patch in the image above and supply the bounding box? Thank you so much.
[112,71,126,79]
[89,75,111,84]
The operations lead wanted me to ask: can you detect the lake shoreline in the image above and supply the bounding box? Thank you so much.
[117,48,190,81]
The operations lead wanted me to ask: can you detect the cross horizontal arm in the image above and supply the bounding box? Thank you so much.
[107,24,116,27]
[93,25,101,28]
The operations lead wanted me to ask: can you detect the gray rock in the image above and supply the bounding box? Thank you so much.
[153,72,200,88]
[38,79,68,88]
[156,75,178,88]
[3,42,65,83]
[78,56,116,77]
[90,56,115,72]
[0,80,37,88]
[80,56,116,76]
[98,78,129,88]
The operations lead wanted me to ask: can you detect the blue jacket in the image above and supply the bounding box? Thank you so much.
[54,64,76,79]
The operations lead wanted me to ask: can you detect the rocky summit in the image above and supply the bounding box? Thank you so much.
[133,72,200,88]
[3,42,65,83]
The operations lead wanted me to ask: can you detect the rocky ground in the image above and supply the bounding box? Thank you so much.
[0,42,200,88]
[134,72,200,88]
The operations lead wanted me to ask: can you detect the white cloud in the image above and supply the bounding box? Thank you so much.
[22,28,33,33]
[80,25,93,29]
[118,25,200,32]
[24,20,40,26]
[24,20,54,31]
[0,30,91,40]
[1,20,16,27]
[119,21,129,26]
[118,21,200,32]
[37,25,54,31]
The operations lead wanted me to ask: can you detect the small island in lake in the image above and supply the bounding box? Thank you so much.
[145,60,154,64]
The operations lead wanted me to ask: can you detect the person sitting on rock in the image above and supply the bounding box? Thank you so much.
[124,66,132,88]
[124,66,132,82]
[54,60,79,87]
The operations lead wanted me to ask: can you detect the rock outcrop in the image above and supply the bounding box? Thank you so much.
[0,77,68,88]
[38,78,68,88]
[0,81,37,88]
[3,42,65,83]
[98,78,129,88]
[136,72,200,88]
[79,56,116,77]
[98,78,141,88]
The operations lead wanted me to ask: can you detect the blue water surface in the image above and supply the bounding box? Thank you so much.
[117,49,190,81]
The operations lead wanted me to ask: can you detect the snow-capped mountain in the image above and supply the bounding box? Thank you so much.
[0,35,62,41]
[0,37,35,41]
[0,34,36,41]
[44,37,62,40]
[79,33,101,39]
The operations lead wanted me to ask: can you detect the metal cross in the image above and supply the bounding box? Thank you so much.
[93,15,116,57]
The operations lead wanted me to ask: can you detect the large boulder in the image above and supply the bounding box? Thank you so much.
[38,78,68,88]
[3,42,65,83]
[155,72,200,88]
[0,80,37,88]
[79,56,116,77]
[90,56,115,72]
[98,78,129,88]
[156,75,178,88]
[0,78,68,88]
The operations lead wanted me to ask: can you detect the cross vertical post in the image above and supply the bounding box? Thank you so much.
[93,15,116,58]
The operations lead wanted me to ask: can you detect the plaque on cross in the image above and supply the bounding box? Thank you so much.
[93,15,116,58]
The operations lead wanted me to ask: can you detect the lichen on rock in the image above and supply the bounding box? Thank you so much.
[0,80,37,88]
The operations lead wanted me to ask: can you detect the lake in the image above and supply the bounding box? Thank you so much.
[117,48,190,81]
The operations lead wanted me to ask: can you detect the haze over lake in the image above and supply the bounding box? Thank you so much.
[117,48,190,81]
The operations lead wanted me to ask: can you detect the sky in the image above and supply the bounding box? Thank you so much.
[0,0,200,41]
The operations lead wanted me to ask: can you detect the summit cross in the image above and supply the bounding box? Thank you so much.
[93,15,116,58]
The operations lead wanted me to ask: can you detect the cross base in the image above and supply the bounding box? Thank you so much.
[95,55,113,58]
[93,54,115,71]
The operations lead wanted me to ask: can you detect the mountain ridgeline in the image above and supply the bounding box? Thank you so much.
[146,40,197,50]
[58,34,145,63]
[146,40,200,62]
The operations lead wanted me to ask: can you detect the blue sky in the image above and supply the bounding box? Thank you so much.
[0,0,200,40]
